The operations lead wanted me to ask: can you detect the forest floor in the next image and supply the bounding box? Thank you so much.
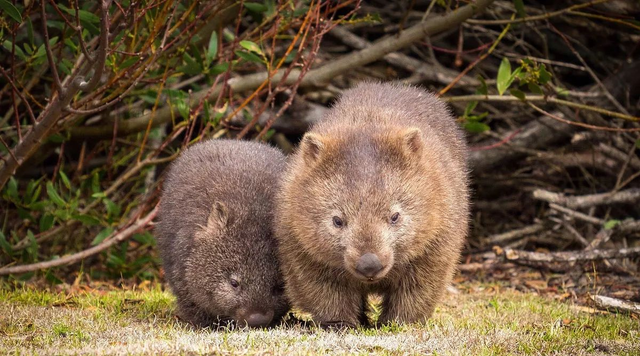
[1,275,638,356]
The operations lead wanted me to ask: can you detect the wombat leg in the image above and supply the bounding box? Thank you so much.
[378,284,437,325]
[289,277,364,327]
[358,295,372,328]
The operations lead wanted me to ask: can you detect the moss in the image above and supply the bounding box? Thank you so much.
[0,282,638,355]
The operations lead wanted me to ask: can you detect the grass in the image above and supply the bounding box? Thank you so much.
[0,282,638,355]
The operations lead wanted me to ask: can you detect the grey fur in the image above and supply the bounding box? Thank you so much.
[156,139,289,328]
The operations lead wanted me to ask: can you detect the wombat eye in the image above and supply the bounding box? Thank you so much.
[332,216,344,228]
[390,212,400,224]
[230,279,240,288]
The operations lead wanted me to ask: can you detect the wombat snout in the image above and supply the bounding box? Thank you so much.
[237,310,275,328]
[355,253,384,279]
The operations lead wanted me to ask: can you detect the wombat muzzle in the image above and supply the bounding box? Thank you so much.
[355,253,384,280]
[237,310,275,328]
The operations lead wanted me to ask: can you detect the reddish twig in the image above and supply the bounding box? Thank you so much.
[470,129,522,151]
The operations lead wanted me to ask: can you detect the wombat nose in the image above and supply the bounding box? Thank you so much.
[355,253,384,278]
[242,311,274,328]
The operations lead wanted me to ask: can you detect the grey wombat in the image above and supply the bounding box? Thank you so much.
[156,139,289,328]
[275,82,469,326]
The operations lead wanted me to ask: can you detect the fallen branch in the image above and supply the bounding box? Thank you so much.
[548,203,604,225]
[68,0,496,139]
[469,112,576,172]
[0,205,158,276]
[328,26,479,87]
[483,223,545,245]
[591,295,640,315]
[501,246,640,263]
[533,188,640,209]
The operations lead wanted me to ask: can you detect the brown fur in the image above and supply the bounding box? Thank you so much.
[156,139,289,328]
[275,82,469,326]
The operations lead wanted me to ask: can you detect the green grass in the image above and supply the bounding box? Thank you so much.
[0,283,638,355]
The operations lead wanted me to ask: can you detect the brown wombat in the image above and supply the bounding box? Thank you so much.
[156,139,289,328]
[275,82,469,326]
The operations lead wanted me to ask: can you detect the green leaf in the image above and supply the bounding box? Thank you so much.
[464,101,478,117]
[25,180,36,201]
[0,231,13,256]
[6,177,18,201]
[91,172,101,193]
[2,40,27,61]
[133,232,155,245]
[72,214,101,226]
[244,2,268,12]
[119,57,138,70]
[104,198,121,219]
[45,270,64,285]
[64,38,78,52]
[497,58,512,96]
[604,220,620,230]
[46,182,66,207]
[538,64,551,84]
[466,112,489,122]
[29,186,42,205]
[510,89,526,101]
[477,75,488,95]
[91,227,114,246]
[26,230,37,261]
[57,4,100,24]
[556,87,569,97]
[180,53,202,75]
[39,214,55,232]
[513,0,526,18]
[635,139,640,149]
[239,40,263,56]
[47,133,67,144]
[210,62,229,75]
[235,50,263,64]
[206,31,218,65]
[464,122,490,133]
[0,0,22,23]
[59,170,71,190]
[527,82,543,95]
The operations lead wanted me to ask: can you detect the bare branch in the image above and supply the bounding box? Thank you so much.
[483,224,545,245]
[533,188,640,209]
[501,246,640,263]
[591,295,640,315]
[77,0,110,92]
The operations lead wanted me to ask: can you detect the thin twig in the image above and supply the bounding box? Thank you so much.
[42,0,63,94]
[0,66,36,124]
[443,95,639,122]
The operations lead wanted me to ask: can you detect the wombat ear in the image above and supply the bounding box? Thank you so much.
[400,127,423,155]
[206,201,229,229]
[299,133,325,163]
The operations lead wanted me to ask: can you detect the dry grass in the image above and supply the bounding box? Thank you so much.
[0,282,638,355]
